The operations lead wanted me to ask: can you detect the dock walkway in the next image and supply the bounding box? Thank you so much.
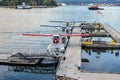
[56,25,82,80]
[102,23,120,43]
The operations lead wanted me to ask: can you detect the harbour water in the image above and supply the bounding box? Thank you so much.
[82,49,120,73]
[0,6,120,80]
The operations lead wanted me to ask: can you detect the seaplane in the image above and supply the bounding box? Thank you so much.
[49,21,86,34]
[40,20,86,43]
[23,21,89,58]
[15,2,32,9]
[40,25,69,46]
[22,33,90,58]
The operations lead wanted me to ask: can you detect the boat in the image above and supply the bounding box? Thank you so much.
[88,5,104,10]
[16,5,32,9]
[15,2,32,9]
[57,3,67,6]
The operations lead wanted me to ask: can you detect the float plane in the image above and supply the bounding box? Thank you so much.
[22,33,90,58]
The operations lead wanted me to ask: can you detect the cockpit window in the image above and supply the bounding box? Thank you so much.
[54,36,59,39]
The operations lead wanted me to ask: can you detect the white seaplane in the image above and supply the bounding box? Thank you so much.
[22,33,90,58]
[49,20,86,33]
[23,21,89,58]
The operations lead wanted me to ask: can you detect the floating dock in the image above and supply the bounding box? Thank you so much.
[56,25,82,80]
[56,22,120,80]
[81,23,120,49]
[0,53,58,66]
[82,41,120,49]
[101,23,120,43]
[82,32,110,37]
[0,54,42,66]
[81,25,104,30]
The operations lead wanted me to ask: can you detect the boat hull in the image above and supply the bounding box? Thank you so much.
[88,7,104,10]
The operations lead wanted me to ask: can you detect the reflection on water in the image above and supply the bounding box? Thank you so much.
[0,65,55,80]
[8,65,56,74]
[82,49,120,73]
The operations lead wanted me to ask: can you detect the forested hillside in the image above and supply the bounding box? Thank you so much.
[0,0,57,6]
[57,0,120,5]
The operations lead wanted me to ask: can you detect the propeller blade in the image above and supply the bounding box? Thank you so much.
[60,34,90,37]
[22,33,53,36]
[40,25,62,27]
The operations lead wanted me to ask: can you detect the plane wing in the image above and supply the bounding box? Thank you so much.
[22,33,53,36]
[22,33,90,37]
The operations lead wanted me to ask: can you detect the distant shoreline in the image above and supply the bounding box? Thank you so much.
[0,6,56,8]
[0,5,119,9]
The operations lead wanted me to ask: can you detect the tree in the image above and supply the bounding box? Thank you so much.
[8,0,19,6]
[43,0,57,6]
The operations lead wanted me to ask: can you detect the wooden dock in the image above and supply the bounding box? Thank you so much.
[81,23,120,49]
[77,73,120,80]
[56,22,120,80]
[82,32,110,37]
[79,23,120,80]
[102,23,120,43]
[81,26,104,30]
[82,42,120,49]
[56,25,82,80]
[0,54,40,66]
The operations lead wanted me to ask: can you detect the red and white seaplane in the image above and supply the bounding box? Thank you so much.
[22,33,90,58]
[23,21,89,58]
